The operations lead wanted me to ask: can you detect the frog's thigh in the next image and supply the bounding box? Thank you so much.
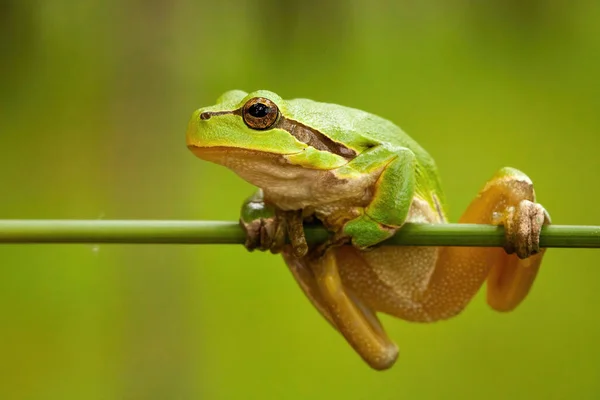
[436,168,545,313]
[283,250,399,370]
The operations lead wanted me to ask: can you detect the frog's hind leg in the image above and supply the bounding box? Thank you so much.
[482,171,551,311]
[283,249,399,370]
[419,167,551,318]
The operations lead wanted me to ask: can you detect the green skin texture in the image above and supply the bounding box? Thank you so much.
[187,90,446,248]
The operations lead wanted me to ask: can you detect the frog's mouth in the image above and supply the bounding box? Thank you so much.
[188,145,300,165]
[187,145,306,176]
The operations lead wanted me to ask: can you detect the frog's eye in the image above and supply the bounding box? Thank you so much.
[242,97,279,130]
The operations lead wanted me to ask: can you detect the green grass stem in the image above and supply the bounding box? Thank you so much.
[0,220,598,248]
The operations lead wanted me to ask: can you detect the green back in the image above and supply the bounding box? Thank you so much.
[283,97,447,211]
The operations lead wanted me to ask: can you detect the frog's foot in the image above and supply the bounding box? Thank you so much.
[240,190,308,256]
[240,209,308,257]
[240,211,285,253]
[496,200,552,259]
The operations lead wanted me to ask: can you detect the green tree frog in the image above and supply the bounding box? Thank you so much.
[186,90,550,370]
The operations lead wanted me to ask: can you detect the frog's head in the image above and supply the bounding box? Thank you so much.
[186,90,353,180]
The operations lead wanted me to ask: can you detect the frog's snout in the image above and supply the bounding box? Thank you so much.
[185,110,202,148]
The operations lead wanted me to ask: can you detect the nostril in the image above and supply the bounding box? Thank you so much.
[200,112,211,120]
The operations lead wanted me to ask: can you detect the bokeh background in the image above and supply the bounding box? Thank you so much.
[2,1,600,399]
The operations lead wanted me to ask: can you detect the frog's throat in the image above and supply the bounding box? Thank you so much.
[199,109,357,159]
[190,145,379,215]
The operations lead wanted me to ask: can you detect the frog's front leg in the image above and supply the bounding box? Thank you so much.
[419,167,551,318]
[337,145,417,248]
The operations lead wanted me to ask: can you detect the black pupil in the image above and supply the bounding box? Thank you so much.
[248,103,270,118]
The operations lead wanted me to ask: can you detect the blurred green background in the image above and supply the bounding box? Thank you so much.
[1,1,600,399]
